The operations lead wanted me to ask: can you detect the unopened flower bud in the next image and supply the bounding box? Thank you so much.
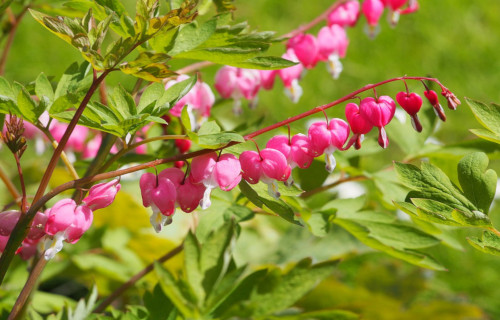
[83,179,121,211]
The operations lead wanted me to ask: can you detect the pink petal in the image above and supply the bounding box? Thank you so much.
[214,154,242,191]
[239,151,263,184]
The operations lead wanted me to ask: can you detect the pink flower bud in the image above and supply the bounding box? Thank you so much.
[83,179,121,211]
[327,0,360,27]
[240,148,291,198]
[190,152,241,209]
[424,89,446,121]
[308,119,350,172]
[345,102,374,149]
[441,89,461,111]
[287,34,320,69]
[396,91,423,132]
[360,96,396,148]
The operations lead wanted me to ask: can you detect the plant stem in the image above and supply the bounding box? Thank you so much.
[0,165,21,207]
[0,6,29,75]
[7,257,47,320]
[300,175,367,198]
[99,134,187,173]
[0,70,111,285]
[13,154,27,213]
[37,125,80,180]
[93,244,184,313]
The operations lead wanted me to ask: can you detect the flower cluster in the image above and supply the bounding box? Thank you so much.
[139,80,459,231]
[0,179,120,260]
[208,0,419,110]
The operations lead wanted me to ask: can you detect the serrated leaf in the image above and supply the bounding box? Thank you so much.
[54,62,92,99]
[406,198,463,226]
[467,230,500,256]
[457,152,497,214]
[334,218,445,270]
[451,209,492,227]
[394,161,477,214]
[466,97,500,134]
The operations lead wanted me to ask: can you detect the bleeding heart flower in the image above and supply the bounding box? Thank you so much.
[362,0,385,38]
[140,172,178,232]
[240,148,291,198]
[167,75,215,128]
[345,102,374,149]
[317,25,349,79]
[215,66,261,114]
[177,179,206,213]
[50,120,89,153]
[175,139,192,153]
[359,96,396,148]
[190,152,242,210]
[287,33,320,69]
[396,91,423,132]
[43,199,93,260]
[278,49,304,103]
[259,70,278,90]
[308,119,350,172]
[0,210,47,241]
[266,134,314,185]
[327,0,360,27]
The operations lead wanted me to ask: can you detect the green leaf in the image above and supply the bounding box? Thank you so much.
[157,75,197,115]
[155,262,197,318]
[167,19,218,56]
[17,86,38,122]
[183,231,204,303]
[239,180,301,225]
[451,209,492,227]
[72,254,133,282]
[144,284,176,320]
[213,0,236,13]
[467,230,500,256]
[54,62,92,99]
[403,199,463,226]
[195,121,245,148]
[457,152,497,214]
[233,56,297,70]
[35,72,55,103]
[205,265,247,313]
[269,309,359,320]
[469,128,500,144]
[466,97,500,134]
[334,218,445,270]
[249,258,339,317]
[394,161,477,214]
[296,160,329,191]
[110,84,136,118]
[181,105,192,132]
[223,205,255,223]
[120,52,176,82]
[137,83,165,113]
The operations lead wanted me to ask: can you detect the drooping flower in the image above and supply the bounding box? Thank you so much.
[49,120,89,154]
[240,148,291,198]
[43,199,93,260]
[317,25,349,79]
[214,66,261,114]
[287,33,320,69]
[190,152,241,209]
[167,75,215,128]
[140,171,179,232]
[259,70,278,90]
[278,49,304,103]
[362,0,385,38]
[308,118,350,172]
[83,179,121,211]
[396,91,423,132]
[266,134,314,185]
[177,178,205,213]
[0,210,47,241]
[345,102,374,149]
[327,0,360,27]
[359,96,396,148]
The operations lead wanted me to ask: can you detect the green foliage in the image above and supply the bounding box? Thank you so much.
[394,153,500,255]
[467,97,500,144]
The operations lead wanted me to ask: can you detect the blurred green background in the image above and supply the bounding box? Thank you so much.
[2,0,500,319]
